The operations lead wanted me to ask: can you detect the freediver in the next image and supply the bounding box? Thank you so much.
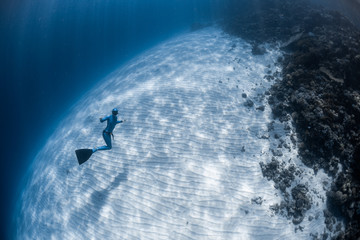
[93,108,126,153]
[75,108,126,165]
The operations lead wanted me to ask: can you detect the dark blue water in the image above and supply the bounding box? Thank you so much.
[0,0,224,239]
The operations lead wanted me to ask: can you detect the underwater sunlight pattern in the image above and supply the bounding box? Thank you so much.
[17,28,332,239]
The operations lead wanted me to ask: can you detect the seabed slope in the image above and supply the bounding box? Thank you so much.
[17,28,332,239]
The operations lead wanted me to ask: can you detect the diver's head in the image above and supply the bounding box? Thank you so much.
[112,108,119,115]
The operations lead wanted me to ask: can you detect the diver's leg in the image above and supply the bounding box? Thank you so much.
[95,132,112,151]
[104,132,112,149]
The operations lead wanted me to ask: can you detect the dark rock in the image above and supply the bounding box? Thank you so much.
[256,105,265,111]
[242,93,247,98]
[324,209,333,219]
[335,223,342,232]
[293,215,304,225]
[260,134,270,139]
[244,99,254,108]
[252,44,267,55]
[270,204,280,214]
[267,121,275,131]
[223,0,360,237]
[251,197,264,205]
[271,149,283,157]
[260,159,308,224]
[279,182,287,192]
[296,198,305,209]
[322,232,329,240]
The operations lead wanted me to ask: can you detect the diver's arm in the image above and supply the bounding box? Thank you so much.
[100,116,109,122]
[117,119,126,124]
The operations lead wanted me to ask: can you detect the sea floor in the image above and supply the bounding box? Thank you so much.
[17,27,334,239]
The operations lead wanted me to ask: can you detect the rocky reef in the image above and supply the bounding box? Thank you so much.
[222,0,360,238]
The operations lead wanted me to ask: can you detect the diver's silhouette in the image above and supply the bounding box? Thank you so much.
[93,108,126,152]
[75,108,126,165]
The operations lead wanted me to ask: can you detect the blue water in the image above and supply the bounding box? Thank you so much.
[0,1,223,239]
[1,0,358,239]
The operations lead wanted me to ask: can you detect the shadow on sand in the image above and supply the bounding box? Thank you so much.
[69,164,129,232]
